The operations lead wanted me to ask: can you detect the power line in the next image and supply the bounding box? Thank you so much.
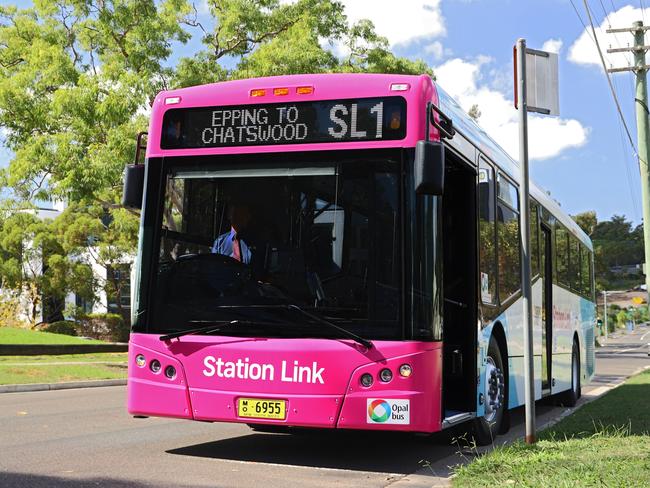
[581,0,644,223]
[581,0,643,166]
[612,75,641,219]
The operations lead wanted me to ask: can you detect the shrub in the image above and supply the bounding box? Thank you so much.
[0,293,27,328]
[76,313,128,342]
[43,320,78,336]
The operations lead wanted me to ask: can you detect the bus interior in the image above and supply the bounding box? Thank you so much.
[441,149,478,417]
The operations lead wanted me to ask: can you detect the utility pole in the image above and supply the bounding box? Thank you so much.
[607,21,650,304]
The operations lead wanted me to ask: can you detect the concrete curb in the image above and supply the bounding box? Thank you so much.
[0,379,126,394]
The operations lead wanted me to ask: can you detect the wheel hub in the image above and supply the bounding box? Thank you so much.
[484,356,504,423]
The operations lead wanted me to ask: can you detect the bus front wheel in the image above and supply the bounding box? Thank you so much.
[473,337,506,445]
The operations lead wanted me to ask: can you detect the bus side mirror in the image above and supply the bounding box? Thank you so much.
[414,141,445,195]
[122,164,145,210]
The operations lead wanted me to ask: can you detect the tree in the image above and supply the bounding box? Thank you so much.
[0,0,432,315]
[572,211,597,236]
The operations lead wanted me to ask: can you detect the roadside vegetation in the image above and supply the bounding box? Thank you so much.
[0,352,127,385]
[453,369,650,487]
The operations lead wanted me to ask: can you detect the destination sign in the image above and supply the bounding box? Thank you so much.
[160,96,407,149]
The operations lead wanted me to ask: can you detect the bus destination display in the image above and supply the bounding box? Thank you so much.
[161,96,406,149]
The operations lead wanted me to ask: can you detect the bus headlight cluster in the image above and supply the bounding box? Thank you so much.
[134,354,177,380]
[359,364,413,387]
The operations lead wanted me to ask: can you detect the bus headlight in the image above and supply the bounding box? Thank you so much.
[399,364,412,378]
[150,359,162,374]
[164,365,176,380]
[379,368,393,382]
[360,373,373,387]
[135,354,146,368]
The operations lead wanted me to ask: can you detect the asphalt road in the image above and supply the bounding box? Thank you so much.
[1,327,649,488]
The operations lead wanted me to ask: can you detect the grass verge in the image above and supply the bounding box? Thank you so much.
[0,353,128,385]
[453,369,650,487]
[0,327,104,345]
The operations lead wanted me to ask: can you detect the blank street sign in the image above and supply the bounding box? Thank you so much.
[514,47,560,116]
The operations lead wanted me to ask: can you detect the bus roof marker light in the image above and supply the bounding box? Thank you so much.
[165,96,181,105]
[250,89,266,97]
[296,86,314,95]
[399,364,412,378]
[390,83,410,91]
[273,87,290,96]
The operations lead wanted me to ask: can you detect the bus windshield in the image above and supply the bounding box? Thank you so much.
[150,157,402,340]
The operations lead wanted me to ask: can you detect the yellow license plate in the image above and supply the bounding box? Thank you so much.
[237,398,286,420]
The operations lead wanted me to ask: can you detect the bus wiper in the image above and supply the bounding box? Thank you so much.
[215,304,373,350]
[159,319,277,341]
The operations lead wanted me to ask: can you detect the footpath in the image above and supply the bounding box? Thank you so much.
[391,324,650,488]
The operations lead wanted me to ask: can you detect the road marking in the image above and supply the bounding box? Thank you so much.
[614,343,650,354]
[641,331,650,341]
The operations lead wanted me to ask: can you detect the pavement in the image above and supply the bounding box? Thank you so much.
[0,325,649,488]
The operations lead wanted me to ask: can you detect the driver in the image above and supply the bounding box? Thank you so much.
[211,202,253,264]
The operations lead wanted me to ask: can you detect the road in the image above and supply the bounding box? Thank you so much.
[1,326,649,488]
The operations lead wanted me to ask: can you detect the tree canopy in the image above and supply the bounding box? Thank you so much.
[0,0,432,321]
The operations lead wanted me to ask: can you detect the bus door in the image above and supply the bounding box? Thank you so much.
[541,225,553,395]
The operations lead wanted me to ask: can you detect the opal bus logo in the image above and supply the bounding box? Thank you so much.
[368,400,391,422]
[366,399,410,425]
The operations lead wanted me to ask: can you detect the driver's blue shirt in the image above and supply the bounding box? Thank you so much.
[211,228,252,264]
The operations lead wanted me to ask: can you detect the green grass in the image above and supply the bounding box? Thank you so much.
[0,327,104,345]
[0,353,128,385]
[453,370,650,487]
[0,352,128,364]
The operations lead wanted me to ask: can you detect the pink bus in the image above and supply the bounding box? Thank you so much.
[123,73,595,444]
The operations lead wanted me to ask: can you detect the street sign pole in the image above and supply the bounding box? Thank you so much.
[603,290,609,342]
[516,37,536,445]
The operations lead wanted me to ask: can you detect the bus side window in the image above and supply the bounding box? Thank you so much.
[530,202,539,277]
[555,225,569,287]
[478,163,496,304]
[496,175,520,301]
[569,237,580,292]
[581,244,591,298]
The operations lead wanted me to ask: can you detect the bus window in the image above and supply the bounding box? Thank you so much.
[581,245,591,297]
[556,225,569,287]
[530,202,539,277]
[409,192,441,340]
[478,164,496,304]
[569,237,580,291]
[496,176,520,301]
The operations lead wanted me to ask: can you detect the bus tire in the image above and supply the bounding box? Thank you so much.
[473,337,506,446]
[558,341,581,407]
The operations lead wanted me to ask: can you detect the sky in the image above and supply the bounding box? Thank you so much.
[1,0,648,224]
